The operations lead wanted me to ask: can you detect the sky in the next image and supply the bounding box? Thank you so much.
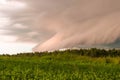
[0,0,120,54]
[0,0,36,54]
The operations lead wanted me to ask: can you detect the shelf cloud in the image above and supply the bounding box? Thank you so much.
[1,0,120,51]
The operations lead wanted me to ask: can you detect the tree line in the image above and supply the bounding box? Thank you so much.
[1,48,120,57]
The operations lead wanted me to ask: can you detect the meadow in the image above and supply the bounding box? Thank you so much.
[0,48,120,80]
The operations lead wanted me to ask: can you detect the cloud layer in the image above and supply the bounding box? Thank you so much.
[1,0,120,51]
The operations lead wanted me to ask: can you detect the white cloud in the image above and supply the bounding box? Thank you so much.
[0,0,26,11]
[0,0,7,4]
[0,1,34,54]
[13,23,28,29]
[0,35,17,42]
[0,16,10,28]
[0,42,36,54]
[0,0,27,42]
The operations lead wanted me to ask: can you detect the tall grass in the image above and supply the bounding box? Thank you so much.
[0,48,120,80]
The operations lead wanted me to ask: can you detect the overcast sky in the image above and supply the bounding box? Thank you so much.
[0,0,36,54]
[0,0,120,53]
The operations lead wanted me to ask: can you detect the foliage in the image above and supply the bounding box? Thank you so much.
[3,48,120,57]
[0,48,120,80]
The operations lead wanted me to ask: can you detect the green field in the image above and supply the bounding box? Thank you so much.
[0,48,120,80]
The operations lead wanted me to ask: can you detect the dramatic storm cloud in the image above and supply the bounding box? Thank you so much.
[2,0,120,52]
